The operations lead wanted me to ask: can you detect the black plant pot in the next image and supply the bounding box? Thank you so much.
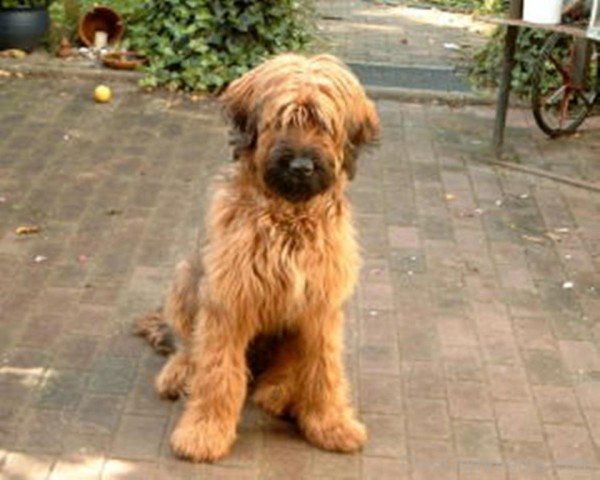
[0,7,49,52]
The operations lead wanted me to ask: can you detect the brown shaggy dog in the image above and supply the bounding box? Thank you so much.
[135,53,379,462]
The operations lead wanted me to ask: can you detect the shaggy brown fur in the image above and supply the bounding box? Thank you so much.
[135,53,379,462]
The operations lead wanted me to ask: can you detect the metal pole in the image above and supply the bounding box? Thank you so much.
[492,0,521,155]
[492,25,518,155]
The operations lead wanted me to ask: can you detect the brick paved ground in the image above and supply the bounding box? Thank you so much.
[317,0,493,68]
[0,76,599,480]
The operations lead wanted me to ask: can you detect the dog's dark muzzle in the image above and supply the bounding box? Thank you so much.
[289,157,315,177]
[264,154,334,204]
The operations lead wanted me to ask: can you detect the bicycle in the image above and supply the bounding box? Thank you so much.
[530,4,600,137]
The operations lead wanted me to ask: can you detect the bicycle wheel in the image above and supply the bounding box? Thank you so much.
[531,32,599,138]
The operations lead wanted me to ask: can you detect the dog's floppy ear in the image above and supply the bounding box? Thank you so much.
[344,98,380,180]
[220,69,260,157]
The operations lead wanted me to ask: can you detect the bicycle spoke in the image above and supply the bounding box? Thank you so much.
[573,88,592,108]
[549,54,571,82]
[544,85,567,105]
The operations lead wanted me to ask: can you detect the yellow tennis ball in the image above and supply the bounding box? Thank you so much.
[94,85,112,103]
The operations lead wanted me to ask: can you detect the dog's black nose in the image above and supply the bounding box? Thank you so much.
[289,157,314,176]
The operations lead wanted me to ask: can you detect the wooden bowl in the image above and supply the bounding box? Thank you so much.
[101,51,146,70]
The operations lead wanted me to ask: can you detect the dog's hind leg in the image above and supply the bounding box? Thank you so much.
[153,257,203,399]
[134,307,177,355]
[165,257,203,340]
[155,347,194,399]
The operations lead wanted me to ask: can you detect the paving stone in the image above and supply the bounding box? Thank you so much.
[310,450,360,479]
[533,386,584,425]
[576,381,600,410]
[513,316,556,351]
[359,374,403,414]
[459,462,507,480]
[49,454,104,480]
[73,394,124,435]
[18,408,70,454]
[504,440,553,480]
[447,381,493,420]
[259,446,312,480]
[488,365,531,401]
[35,369,88,410]
[1,452,55,480]
[583,408,600,447]
[88,356,138,394]
[556,468,600,480]
[495,402,544,442]
[442,346,485,383]
[454,420,502,463]
[362,457,410,480]
[410,438,457,480]
[407,399,451,439]
[404,361,446,398]
[545,425,599,468]
[522,348,572,387]
[362,413,406,458]
[111,414,168,461]
[559,341,600,374]
[481,332,522,365]
[101,459,161,480]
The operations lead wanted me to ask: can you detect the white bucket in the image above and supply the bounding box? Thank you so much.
[522,0,562,24]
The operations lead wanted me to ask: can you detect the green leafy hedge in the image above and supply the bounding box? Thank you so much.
[470,26,550,97]
[405,0,504,13]
[0,1,53,8]
[126,0,315,92]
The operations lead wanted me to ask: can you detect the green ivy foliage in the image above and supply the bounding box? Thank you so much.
[126,0,315,92]
[0,0,53,8]
[470,27,550,97]
[403,0,504,14]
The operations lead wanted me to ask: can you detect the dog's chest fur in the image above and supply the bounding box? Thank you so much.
[202,172,359,329]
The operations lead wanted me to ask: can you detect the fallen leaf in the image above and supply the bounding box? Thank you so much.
[522,234,545,243]
[0,49,27,59]
[562,281,574,289]
[106,208,122,216]
[16,225,41,235]
[34,255,47,263]
[545,232,563,242]
[445,193,456,201]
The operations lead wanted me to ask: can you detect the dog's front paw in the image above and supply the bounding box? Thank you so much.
[300,412,367,453]
[170,418,235,462]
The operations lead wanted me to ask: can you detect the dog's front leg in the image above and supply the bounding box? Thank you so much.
[294,309,366,453]
[170,306,249,462]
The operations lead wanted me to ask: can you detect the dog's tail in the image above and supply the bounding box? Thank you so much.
[134,307,177,356]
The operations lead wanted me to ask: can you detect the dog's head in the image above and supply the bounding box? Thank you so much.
[221,54,379,203]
